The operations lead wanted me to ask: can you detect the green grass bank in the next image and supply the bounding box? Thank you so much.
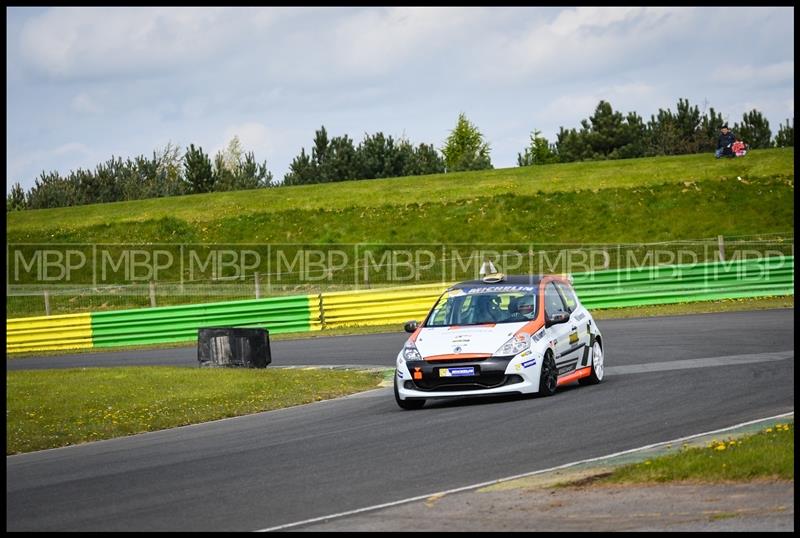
[599,421,794,483]
[6,366,385,455]
[7,149,794,245]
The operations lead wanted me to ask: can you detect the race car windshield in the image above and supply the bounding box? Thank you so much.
[424,287,539,327]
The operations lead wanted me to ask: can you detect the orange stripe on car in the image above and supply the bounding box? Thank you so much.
[515,318,544,337]
[556,367,592,386]
[408,326,422,343]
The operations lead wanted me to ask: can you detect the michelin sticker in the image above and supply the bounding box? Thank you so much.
[466,285,535,294]
[522,358,537,368]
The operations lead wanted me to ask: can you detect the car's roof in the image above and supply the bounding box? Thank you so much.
[449,274,561,290]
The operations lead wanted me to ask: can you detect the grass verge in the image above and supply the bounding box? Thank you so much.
[598,421,794,483]
[6,366,385,455]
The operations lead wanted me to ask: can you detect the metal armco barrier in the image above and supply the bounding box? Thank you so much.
[7,313,93,353]
[5,256,794,353]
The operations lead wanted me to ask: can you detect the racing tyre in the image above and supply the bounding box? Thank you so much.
[579,340,604,386]
[538,353,558,396]
[394,375,425,410]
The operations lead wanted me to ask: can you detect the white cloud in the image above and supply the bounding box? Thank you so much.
[549,6,643,36]
[711,61,794,85]
[18,7,281,80]
[469,7,688,85]
[329,8,486,76]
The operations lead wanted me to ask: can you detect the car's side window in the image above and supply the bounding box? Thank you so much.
[543,282,566,318]
[555,282,578,313]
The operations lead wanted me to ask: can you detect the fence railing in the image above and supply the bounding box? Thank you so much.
[6,255,793,354]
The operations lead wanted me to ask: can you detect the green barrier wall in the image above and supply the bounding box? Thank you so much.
[91,294,317,348]
[573,256,794,309]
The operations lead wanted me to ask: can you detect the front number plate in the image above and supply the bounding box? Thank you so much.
[439,367,475,377]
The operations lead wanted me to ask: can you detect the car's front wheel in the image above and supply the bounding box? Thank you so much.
[394,374,425,410]
[538,352,558,396]
[579,340,604,385]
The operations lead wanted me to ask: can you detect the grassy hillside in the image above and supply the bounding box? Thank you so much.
[6,148,794,245]
[6,149,793,317]
[8,175,793,245]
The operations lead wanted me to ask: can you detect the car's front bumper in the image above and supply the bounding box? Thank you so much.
[395,353,542,399]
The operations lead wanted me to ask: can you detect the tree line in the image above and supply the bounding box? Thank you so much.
[518,100,794,166]
[284,127,446,185]
[7,99,795,211]
[6,138,273,211]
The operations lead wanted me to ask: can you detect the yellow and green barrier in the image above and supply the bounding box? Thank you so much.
[319,283,453,329]
[7,313,93,353]
[6,256,793,353]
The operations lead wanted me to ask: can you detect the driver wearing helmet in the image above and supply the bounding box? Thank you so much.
[508,294,536,321]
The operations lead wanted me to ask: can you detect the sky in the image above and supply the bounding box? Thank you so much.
[5,6,795,193]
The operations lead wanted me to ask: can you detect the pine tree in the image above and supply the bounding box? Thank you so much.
[311,126,331,182]
[327,134,359,181]
[413,143,445,175]
[555,127,588,162]
[283,148,316,185]
[357,132,395,179]
[6,182,26,211]
[518,130,558,166]
[184,144,215,193]
[734,110,773,149]
[774,118,794,147]
[699,106,725,152]
[441,113,492,172]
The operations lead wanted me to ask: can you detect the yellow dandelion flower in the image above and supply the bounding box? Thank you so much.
[715,445,726,451]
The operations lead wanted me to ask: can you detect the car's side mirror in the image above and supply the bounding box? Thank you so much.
[404,320,419,333]
[545,311,570,327]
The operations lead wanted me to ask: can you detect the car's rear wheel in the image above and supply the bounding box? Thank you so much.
[394,374,425,410]
[538,352,558,396]
[579,340,604,385]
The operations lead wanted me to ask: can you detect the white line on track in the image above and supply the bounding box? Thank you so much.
[254,411,795,532]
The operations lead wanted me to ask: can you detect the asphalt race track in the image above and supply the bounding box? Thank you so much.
[6,309,794,531]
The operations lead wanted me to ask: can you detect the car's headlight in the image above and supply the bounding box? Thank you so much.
[494,333,531,357]
[402,341,423,362]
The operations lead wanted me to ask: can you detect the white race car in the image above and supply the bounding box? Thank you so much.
[394,274,604,410]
